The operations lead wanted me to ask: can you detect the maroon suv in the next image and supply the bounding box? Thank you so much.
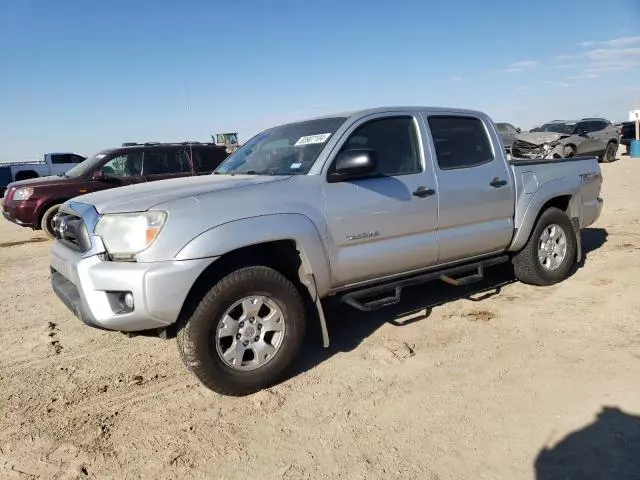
[2,142,229,237]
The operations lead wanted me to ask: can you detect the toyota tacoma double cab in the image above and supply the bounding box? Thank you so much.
[49,107,603,396]
[3,142,229,237]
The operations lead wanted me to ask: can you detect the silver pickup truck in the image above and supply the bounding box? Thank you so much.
[49,106,603,396]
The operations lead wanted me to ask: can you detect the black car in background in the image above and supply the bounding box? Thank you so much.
[618,121,636,153]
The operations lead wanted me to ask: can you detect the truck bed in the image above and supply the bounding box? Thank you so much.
[509,155,602,251]
[509,155,599,166]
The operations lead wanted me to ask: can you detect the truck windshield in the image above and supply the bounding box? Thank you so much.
[538,122,577,135]
[63,150,112,178]
[215,117,347,175]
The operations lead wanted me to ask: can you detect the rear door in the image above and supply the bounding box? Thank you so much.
[143,148,193,182]
[50,153,85,176]
[322,112,440,286]
[425,114,515,263]
[590,120,612,155]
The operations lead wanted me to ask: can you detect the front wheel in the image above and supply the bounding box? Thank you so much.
[176,266,306,396]
[512,207,577,286]
[40,204,62,238]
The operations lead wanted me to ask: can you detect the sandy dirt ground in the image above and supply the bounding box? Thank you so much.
[1,149,639,479]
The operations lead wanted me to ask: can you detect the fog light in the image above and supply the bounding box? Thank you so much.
[121,292,134,311]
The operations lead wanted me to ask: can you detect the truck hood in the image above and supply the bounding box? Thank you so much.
[72,174,291,214]
[515,132,569,145]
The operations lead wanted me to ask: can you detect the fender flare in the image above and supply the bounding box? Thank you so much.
[174,214,333,347]
[509,177,581,253]
[175,213,332,297]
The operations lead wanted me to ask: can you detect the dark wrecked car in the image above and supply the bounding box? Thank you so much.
[511,118,619,163]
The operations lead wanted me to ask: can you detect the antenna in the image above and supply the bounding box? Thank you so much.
[185,83,194,164]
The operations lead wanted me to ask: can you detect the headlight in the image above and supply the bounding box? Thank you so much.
[95,211,167,260]
[13,187,34,201]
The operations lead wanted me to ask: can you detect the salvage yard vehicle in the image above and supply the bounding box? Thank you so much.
[0,152,86,197]
[511,118,619,162]
[48,106,603,396]
[618,121,637,154]
[494,122,521,152]
[2,142,230,238]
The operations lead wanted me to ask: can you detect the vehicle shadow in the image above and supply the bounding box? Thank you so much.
[576,227,608,269]
[534,406,640,479]
[290,227,609,382]
[0,237,49,248]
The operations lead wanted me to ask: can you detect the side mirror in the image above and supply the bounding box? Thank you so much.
[579,130,589,137]
[331,149,378,181]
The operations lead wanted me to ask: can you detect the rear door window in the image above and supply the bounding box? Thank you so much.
[427,116,494,170]
[191,147,228,172]
[143,149,190,175]
[51,154,72,164]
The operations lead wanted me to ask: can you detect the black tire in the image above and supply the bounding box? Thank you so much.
[40,204,61,238]
[512,207,577,286]
[176,266,306,396]
[600,142,617,163]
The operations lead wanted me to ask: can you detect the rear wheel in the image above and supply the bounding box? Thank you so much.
[176,266,306,396]
[600,142,617,163]
[513,207,577,286]
[40,204,61,238]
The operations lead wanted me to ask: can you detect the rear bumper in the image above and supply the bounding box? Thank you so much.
[50,240,215,331]
[594,197,603,224]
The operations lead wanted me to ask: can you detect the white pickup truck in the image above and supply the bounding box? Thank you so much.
[0,152,86,196]
[49,106,603,396]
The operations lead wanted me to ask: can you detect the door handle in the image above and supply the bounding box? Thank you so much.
[490,177,507,188]
[413,186,436,197]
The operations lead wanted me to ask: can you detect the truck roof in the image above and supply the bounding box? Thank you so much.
[275,106,489,127]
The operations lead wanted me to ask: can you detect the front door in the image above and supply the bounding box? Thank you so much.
[322,113,440,287]
[425,114,515,263]
[586,120,611,156]
[574,121,600,156]
[88,151,146,194]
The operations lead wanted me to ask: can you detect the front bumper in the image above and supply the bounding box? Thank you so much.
[2,199,38,228]
[50,240,216,331]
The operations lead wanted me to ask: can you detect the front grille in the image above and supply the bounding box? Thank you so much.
[53,212,91,252]
[511,140,543,158]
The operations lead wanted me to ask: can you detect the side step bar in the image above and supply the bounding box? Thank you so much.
[341,256,509,312]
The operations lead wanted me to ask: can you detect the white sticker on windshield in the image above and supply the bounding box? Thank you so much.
[294,133,331,146]
[290,162,302,169]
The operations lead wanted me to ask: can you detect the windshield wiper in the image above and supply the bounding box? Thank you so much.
[234,170,275,175]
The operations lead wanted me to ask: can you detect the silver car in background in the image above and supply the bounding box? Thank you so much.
[512,118,619,163]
